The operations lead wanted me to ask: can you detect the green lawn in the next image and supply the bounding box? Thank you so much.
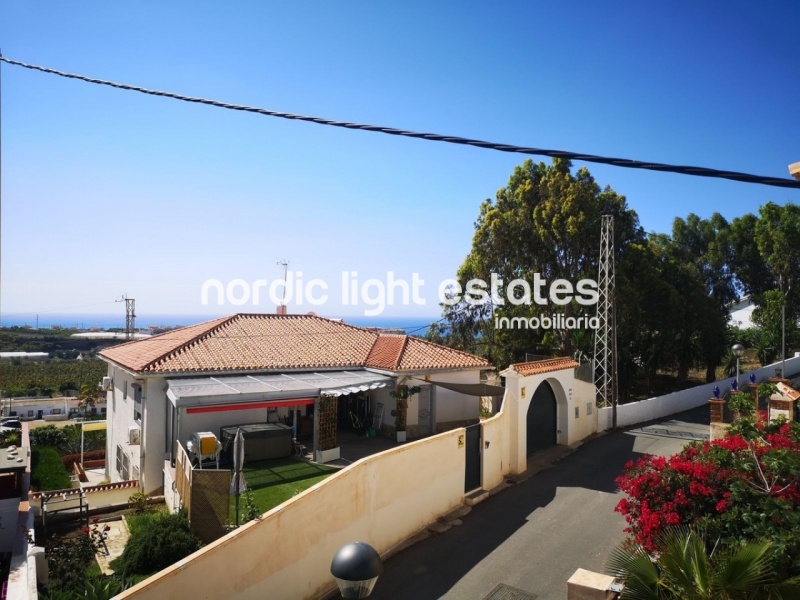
[229,457,339,523]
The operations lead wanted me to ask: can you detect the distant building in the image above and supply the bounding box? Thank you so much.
[70,332,152,340]
[729,295,756,329]
[0,396,107,420]
[0,352,49,361]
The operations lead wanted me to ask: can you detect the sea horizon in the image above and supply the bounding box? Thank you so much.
[0,312,441,335]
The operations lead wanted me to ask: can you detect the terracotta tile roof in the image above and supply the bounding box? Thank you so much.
[97,316,232,372]
[100,313,490,374]
[510,357,579,377]
[365,334,407,370]
[777,382,800,401]
[388,336,490,371]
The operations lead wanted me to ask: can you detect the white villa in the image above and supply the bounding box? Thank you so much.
[98,313,492,495]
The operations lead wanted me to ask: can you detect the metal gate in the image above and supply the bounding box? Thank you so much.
[464,424,481,492]
[527,381,557,455]
[417,387,431,436]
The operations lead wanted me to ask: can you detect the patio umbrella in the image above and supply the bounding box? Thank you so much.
[230,427,247,526]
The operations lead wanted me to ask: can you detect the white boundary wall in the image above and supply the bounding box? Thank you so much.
[118,427,467,600]
[598,356,800,431]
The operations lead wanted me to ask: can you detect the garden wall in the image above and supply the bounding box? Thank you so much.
[29,480,138,512]
[118,427,467,600]
[597,356,800,431]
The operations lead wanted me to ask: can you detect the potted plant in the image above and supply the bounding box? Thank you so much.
[390,384,421,442]
[728,391,755,421]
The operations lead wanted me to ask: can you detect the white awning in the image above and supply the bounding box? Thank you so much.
[167,370,393,408]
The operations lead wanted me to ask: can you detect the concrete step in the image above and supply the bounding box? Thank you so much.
[465,488,489,506]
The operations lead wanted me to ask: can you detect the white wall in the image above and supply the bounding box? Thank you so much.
[142,378,167,494]
[372,370,482,433]
[105,367,143,490]
[597,356,800,431]
[118,427,468,600]
[480,409,509,491]
[428,370,482,425]
[498,365,597,474]
[571,379,598,444]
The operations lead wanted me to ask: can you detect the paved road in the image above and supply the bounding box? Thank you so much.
[371,406,710,600]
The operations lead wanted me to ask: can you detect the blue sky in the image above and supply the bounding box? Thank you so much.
[1,1,799,324]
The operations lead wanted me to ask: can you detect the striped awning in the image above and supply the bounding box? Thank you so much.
[166,370,393,408]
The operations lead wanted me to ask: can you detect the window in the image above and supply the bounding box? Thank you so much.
[123,381,128,400]
[100,407,106,414]
[26,411,33,417]
[122,454,130,481]
[116,445,124,477]
[52,408,62,415]
[133,384,142,422]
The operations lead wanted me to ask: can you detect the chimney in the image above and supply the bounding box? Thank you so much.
[277,305,288,315]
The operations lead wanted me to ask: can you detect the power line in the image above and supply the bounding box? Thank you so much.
[2,55,799,190]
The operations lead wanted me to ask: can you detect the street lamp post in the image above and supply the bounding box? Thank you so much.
[331,542,383,599]
[732,344,746,388]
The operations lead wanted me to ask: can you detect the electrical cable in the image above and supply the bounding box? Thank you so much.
[1,56,799,190]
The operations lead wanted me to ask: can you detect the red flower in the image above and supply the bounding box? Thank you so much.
[716,500,727,512]
[81,526,90,534]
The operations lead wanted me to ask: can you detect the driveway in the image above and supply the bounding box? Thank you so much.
[370,406,710,600]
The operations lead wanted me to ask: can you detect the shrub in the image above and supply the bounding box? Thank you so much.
[30,425,69,449]
[128,491,151,514]
[615,420,800,577]
[0,429,21,447]
[114,509,200,576]
[45,530,97,593]
[31,447,72,491]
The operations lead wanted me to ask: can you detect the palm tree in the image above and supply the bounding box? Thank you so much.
[606,527,800,599]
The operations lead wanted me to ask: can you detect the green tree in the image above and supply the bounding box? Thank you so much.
[669,213,736,382]
[431,158,641,368]
[78,382,99,415]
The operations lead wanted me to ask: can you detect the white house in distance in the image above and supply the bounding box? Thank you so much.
[728,295,756,329]
[98,313,490,495]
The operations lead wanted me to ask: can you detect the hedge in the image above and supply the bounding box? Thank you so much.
[31,446,72,491]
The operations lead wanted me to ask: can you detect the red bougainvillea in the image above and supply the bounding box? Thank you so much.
[615,420,800,557]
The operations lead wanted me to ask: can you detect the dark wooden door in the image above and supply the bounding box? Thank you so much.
[527,382,557,455]
[464,424,481,492]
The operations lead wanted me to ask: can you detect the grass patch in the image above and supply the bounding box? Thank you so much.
[85,561,103,579]
[230,457,339,522]
[124,507,167,537]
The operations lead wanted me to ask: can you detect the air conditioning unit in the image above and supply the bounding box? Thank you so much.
[100,377,112,392]
[128,425,141,445]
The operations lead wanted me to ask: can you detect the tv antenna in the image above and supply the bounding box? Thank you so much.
[276,260,289,313]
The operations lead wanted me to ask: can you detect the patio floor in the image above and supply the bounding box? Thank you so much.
[327,430,410,466]
[83,467,107,486]
[93,518,130,575]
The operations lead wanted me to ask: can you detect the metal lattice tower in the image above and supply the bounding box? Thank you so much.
[593,215,617,416]
[117,296,136,340]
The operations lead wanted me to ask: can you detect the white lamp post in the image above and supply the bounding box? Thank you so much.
[732,344,746,388]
